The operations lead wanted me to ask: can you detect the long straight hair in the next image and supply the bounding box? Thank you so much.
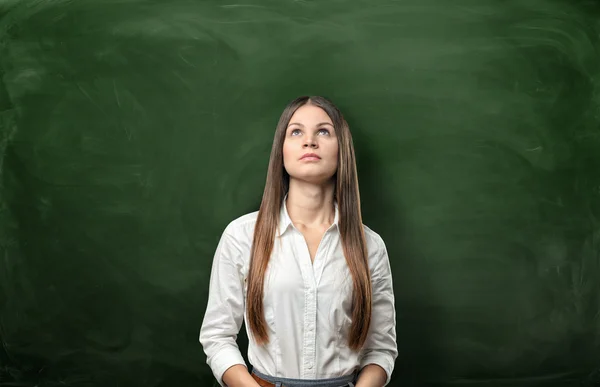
[246,96,372,351]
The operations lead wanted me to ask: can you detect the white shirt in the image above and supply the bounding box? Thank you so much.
[199,196,397,386]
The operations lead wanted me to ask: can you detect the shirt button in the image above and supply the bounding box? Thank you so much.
[308,363,313,369]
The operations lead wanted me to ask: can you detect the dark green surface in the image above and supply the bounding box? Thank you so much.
[1,0,600,386]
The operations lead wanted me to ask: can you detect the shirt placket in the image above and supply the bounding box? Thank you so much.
[294,231,319,378]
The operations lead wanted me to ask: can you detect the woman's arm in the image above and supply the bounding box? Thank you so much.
[222,365,260,387]
[356,237,398,387]
[199,226,258,387]
[355,364,387,387]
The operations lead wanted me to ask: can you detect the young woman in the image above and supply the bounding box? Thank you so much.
[199,96,397,387]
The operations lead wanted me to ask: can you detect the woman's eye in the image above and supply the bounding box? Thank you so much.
[290,128,330,136]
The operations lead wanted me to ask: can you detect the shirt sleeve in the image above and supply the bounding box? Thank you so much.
[359,237,398,386]
[199,225,247,387]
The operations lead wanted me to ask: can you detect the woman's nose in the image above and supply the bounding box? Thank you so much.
[303,138,317,148]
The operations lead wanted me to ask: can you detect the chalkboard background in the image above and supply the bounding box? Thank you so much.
[1,0,600,386]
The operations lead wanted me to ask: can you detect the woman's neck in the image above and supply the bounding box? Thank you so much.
[285,180,336,229]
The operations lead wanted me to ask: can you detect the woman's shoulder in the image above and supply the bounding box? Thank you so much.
[223,210,259,240]
[362,223,388,259]
[214,211,259,267]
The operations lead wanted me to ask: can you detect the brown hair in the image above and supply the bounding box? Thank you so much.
[246,96,372,351]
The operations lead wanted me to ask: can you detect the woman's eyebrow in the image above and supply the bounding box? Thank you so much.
[287,122,334,128]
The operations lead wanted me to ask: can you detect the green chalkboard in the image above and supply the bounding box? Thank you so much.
[1,0,600,386]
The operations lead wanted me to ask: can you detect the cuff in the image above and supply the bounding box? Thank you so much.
[209,348,247,387]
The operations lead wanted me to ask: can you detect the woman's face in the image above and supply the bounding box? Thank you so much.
[282,104,339,185]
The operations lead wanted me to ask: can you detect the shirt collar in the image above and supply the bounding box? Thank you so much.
[278,193,339,237]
